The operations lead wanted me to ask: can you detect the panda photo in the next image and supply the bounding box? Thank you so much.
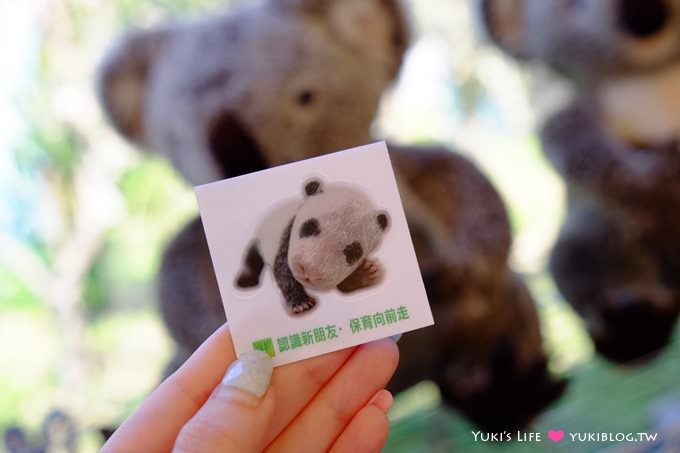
[235,178,391,315]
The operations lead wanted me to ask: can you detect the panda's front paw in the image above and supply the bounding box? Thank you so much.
[337,259,384,293]
[361,259,384,287]
[290,297,317,314]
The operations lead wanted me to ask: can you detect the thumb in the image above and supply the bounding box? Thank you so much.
[174,350,275,453]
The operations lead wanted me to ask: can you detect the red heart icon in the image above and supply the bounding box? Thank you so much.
[548,430,565,443]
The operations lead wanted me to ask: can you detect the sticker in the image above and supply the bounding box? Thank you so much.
[195,141,433,366]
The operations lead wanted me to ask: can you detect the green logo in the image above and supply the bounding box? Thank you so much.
[253,338,275,357]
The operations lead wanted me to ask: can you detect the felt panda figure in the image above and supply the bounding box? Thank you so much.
[235,178,390,314]
[481,0,680,363]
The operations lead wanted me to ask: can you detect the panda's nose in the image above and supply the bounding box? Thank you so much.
[292,261,316,281]
[292,261,306,277]
[618,0,670,38]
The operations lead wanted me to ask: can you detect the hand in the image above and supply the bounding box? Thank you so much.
[102,323,399,452]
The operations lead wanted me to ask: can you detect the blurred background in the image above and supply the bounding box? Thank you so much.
[1,0,678,451]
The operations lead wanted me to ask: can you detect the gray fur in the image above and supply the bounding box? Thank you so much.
[482,0,680,362]
[97,0,410,185]
[388,144,565,431]
[481,0,680,83]
[98,0,563,430]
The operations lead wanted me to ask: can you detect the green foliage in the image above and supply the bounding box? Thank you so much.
[112,0,242,28]
[118,155,193,222]
[0,309,59,430]
[0,0,219,435]
[0,267,40,310]
[110,155,196,283]
[0,307,170,439]
[82,252,110,316]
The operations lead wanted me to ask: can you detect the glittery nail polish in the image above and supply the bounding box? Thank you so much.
[222,350,273,398]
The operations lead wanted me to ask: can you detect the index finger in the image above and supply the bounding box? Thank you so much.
[103,324,358,452]
[102,323,237,452]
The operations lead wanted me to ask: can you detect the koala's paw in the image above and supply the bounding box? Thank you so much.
[290,297,317,315]
[447,363,489,398]
[337,259,384,293]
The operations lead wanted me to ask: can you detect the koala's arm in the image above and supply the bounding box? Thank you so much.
[388,144,512,294]
[541,102,680,208]
[159,217,226,354]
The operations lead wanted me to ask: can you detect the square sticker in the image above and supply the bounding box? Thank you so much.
[195,141,433,366]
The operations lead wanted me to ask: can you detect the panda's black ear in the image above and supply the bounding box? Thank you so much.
[303,178,324,196]
[376,211,390,231]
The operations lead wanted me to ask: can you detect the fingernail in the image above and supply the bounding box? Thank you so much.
[368,389,394,414]
[390,333,402,343]
[222,350,273,398]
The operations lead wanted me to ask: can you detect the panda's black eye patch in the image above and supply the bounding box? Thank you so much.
[377,214,388,230]
[343,241,363,265]
[300,218,321,238]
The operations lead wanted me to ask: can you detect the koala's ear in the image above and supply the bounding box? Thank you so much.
[478,0,528,58]
[96,28,169,145]
[376,211,390,231]
[303,178,324,196]
[279,0,410,79]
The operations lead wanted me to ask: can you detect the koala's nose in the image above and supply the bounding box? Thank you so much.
[618,0,670,38]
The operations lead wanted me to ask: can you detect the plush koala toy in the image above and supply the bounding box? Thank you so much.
[482,0,680,363]
[236,178,390,314]
[98,0,564,431]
